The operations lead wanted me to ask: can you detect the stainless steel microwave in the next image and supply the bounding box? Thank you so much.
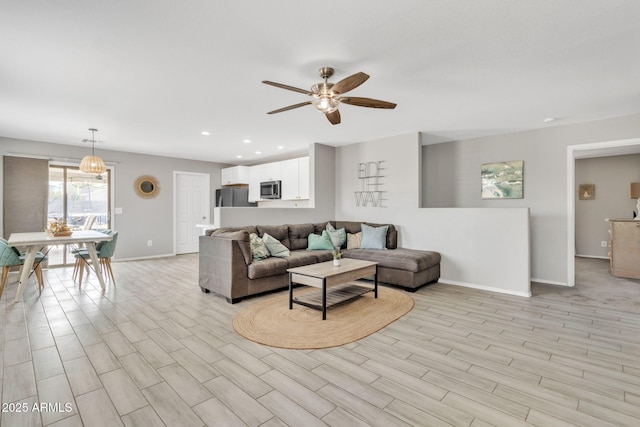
[260,180,281,199]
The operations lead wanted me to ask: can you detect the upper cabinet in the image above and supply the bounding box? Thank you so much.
[281,157,309,200]
[221,166,249,185]
[248,156,309,202]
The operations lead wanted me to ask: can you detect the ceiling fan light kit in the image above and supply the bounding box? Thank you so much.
[263,67,396,125]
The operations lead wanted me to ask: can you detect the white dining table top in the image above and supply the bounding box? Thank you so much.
[8,230,113,246]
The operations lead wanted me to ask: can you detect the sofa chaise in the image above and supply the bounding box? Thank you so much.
[199,221,440,303]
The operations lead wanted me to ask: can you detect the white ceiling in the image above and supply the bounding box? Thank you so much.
[2,1,640,165]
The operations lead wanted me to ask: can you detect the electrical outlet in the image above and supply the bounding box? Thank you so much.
[601,240,608,247]
[147,240,152,247]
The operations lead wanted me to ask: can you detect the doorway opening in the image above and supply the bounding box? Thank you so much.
[47,165,112,266]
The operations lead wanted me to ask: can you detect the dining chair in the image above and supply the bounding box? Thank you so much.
[74,231,118,285]
[0,238,47,299]
[82,215,97,230]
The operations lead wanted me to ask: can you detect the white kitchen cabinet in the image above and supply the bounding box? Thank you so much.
[281,156,309,200]
[221,166,249,185]
[248,164,264,202]
[248,156,309,202]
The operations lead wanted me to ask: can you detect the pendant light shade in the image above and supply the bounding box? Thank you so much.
[80,128,106,174]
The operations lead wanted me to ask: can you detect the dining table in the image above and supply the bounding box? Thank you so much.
[7,230,113,303]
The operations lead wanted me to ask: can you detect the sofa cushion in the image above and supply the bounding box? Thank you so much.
[247,257,289,279]
[360,224,389,249]
[347,232,362,250]
[335,221,397,249]
[257,225,291,249]
[249,233,270,260]
[285,250,319,268]
[343,248,441,273]
[308,231,334,250]
[326,223,346,249]
[262,233,290,257]
[313,250,334,263]
[312,221,334,235]
[287,223,314,250]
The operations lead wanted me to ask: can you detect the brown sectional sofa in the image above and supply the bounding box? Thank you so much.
[199,221,441,303]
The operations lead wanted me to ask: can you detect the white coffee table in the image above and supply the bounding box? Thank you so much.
[287,258,378,320]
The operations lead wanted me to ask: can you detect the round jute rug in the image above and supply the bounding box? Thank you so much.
[232,286,414,349]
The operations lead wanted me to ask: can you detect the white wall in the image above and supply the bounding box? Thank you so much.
[575,154,640,257]
[1,137,228,260]
[335,132,531,296]
[423,112,640,285]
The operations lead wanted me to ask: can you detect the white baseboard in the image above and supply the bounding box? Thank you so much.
[530,277,570,287]
[575,254,609,260]
[114,253,176,262]
[438,279,532,298]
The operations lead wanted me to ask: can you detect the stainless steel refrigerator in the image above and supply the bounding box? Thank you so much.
[215,188,256,207]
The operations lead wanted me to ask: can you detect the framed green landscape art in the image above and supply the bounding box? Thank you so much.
[481,160,524,199]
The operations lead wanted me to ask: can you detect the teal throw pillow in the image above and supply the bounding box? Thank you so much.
[359,224,388,249]
[262,233,290,257]
[307,231,334,250]
[249,233,270,260]
[325,223,346,249]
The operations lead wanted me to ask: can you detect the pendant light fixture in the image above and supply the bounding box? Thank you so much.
[80,128,106,174]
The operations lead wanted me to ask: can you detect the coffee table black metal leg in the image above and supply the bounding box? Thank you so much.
[289,273,293,309]
[374,267,378,298]
[322,278,327,320]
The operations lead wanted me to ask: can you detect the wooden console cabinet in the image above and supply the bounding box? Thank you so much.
[609,220,640,279]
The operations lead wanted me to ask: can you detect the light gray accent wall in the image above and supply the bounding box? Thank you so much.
[0,137,227,259]
[335,132,530,295]
[422,112,640,284]
[575,154,640,257]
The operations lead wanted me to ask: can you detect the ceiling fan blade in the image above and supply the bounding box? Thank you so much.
[262,80,313,96]
[330,72,369,95]
[338,97,397,109]
[266,101,312,114]
[325,109,341,125]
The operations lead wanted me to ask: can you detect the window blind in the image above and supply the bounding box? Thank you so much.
[3,155,49,238]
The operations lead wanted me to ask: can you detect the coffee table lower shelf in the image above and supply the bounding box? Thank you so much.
[293,282,374,311]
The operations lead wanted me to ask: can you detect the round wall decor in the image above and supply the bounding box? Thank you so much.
[134,175,159,198]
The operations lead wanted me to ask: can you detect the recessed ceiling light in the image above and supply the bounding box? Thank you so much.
[243,139,251,144]
[255,151,262,155]
[236,155,243,159]
[277,145,284,150]
[543,117,556,123]
[201,131,210,136]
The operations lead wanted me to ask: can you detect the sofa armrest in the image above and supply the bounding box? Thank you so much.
[198,235,250,300]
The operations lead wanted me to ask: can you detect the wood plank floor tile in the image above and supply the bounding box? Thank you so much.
[157,364,212,406]
[75,388,123,427]
[101,368,149,416]
[204,376,273,427]
[63,356,103,396]
[192,397,247,427]
[121,406,165,427]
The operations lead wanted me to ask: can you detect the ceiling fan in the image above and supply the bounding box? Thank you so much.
[262,67,397,125]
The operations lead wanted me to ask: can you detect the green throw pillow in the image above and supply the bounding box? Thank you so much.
[262,233,290,257]
[325,222,346,249]
[307,231,334,250]
[359,224,388,249]
[249,233,270,260]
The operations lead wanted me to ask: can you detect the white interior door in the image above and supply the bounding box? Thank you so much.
[175,171,210,254]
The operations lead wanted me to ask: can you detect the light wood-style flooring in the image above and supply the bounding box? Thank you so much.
[1,255,639,426]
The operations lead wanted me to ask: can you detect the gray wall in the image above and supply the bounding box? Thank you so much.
[422,112,640,284]
[575,154,640,257]
[1,137,228,259]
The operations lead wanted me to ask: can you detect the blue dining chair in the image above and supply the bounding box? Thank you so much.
[73,231,118,284]
[0,238,48,299]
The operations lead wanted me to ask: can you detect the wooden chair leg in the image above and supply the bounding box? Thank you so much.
[78,261,84,286]
[0,266,9,300]
[73,258,80,281]
[35,264,44,294]
[104,258,115,283]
